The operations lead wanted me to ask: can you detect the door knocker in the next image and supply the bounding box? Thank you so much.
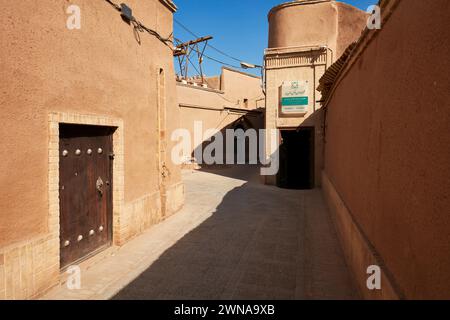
[96,177,104,196]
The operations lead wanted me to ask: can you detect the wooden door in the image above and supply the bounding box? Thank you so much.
[59,124,114,268]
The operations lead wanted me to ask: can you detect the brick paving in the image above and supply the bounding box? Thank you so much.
[42,166,358,300]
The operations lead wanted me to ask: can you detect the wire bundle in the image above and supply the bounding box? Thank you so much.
[105,0,173,46]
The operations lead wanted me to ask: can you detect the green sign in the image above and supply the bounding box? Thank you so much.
[281,97,309,106]
[281,80,309,114]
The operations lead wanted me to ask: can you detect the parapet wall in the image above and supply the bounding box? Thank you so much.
[268,0,367,57]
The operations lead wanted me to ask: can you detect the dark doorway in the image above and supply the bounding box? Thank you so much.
[233,124,250,164]
[59,124,115,269]
[277,128,314,189]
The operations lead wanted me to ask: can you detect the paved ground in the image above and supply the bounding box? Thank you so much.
[42,165,358,300]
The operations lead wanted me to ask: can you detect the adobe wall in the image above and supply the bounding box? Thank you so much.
[269,0,338,51]
[264,48,328,187]
[177,67,265,163]
[268,0,366,57]
[322,0,450,299]
[0,0,182,299]
[335,2,368,57]
[221,68,265,109]
[264,0,366,187]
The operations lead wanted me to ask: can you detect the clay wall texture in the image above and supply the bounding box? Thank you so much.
[0,0,182,255]
[323,0,450,299]
[177,67,265,160]
[264,0,367,186]
[268,0,367,56]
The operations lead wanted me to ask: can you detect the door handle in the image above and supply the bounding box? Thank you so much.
[96,177,104,196]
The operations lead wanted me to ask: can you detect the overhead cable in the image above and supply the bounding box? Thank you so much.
[174,18,245,64]
[174,37,243,70]
[105,0,173,47]
[184,55,240,105]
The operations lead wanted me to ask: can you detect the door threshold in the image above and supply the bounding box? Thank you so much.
[60,244,118,275]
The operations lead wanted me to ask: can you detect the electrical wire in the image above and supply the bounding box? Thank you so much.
[105,0,120,11]
[174,37,243,70]
[105,0,174,47]
[187,45,264,95]
[177,40,244,69]
[174,18,246,65]
[133,19,174,45]
[186,54,265,107]
[174,18,199,38]
[200,52,242,70]
[105,2,258,71]
[104,1,262,102]
[184,54,240,105]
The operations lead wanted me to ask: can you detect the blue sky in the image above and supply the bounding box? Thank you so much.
[173,0,377,76]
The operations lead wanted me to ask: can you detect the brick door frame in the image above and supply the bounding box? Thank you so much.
[48,112,125,270]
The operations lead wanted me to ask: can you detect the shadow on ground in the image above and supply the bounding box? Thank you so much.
[197,164,262,183]
[113,166,358,300]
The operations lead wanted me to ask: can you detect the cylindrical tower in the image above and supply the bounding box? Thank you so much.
[268,0,367,57]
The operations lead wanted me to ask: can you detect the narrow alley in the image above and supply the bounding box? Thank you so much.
[43,166,357,300]
[1,0,448,305]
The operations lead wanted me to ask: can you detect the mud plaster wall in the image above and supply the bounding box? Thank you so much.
[0,0,182,247]
[323,0,450,299]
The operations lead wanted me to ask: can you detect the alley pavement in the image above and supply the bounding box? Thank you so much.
[42,165,358,300]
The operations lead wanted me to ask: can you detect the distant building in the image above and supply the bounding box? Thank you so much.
[177,67,265,167]
[263,0,367,189]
